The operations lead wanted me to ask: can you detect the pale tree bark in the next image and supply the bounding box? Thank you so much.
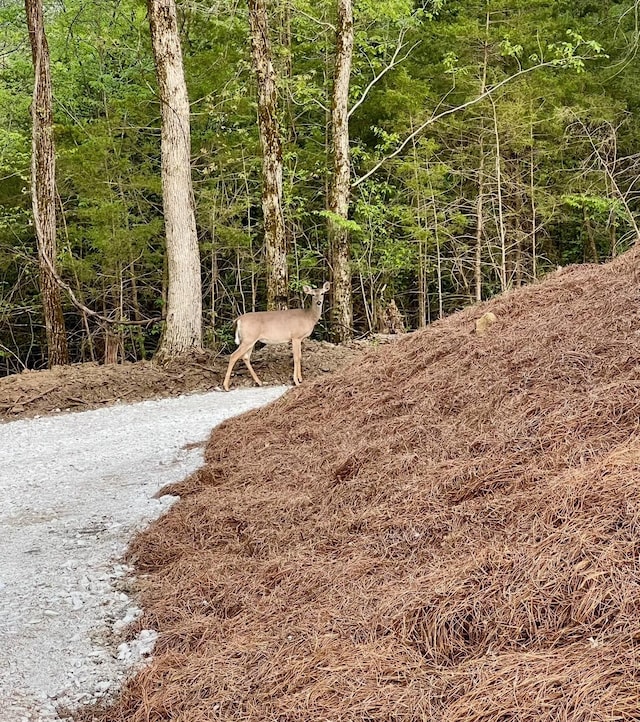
[530,124,538,278]
[474,145,485,302]
[248,0,288,310]
[490,95,508,291]
[25,0,69,367]
[474,14,489,303]
[328,0,353,342]
[148,0,202,359]
[427,174,444,320]
[410,130,428,328]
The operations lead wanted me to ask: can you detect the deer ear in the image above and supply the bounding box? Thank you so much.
[302,285,312,294]
[322,281,331,292]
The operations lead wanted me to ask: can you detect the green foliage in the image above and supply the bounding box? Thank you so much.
[1,0,640,370]
[318,210,363,235]
[562,194,621,216]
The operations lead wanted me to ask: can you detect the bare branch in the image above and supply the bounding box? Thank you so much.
[348,29,419,119]
[37,246,161,327]
[570,112,640,240]
[295,7,335,32]
[353,60,576,189]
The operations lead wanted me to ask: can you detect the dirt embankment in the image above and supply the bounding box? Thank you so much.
[0,340,367,423]
[77,249,640,720]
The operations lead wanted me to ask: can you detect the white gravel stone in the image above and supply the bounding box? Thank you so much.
[0,386,287,721]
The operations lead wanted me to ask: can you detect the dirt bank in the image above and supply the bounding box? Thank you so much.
[0,340,368,422]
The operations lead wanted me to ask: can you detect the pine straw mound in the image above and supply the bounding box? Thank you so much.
[84,252,640,722]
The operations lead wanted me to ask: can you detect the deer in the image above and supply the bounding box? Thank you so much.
[223,282,331,391]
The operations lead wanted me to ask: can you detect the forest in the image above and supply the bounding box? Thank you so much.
[0,0,638,375]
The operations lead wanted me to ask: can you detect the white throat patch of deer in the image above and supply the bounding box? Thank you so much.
[223,282,331,391]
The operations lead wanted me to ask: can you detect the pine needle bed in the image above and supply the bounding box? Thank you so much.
[82,249,640,721]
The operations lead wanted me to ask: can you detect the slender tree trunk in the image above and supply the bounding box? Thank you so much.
[475,19,489,304]
[435,223,443,319]
[328,0,354,342]
[513,177,525,287]
[410,126,427,328]
[475,144,485,302]
[514,227,524,285]
[491,97,507,291]
[148,0,202,360]
[530,125,538,280]
[424,168,443,319]
[609,212,617,257]
[417,239,427,327]
[278,0,295,142]
[585,210,599,262]
[210,204,218,332]
[248,0,288,310]
[427,178,443,319]
[25,0,69,367]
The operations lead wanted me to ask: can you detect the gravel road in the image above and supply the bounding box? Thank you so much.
[0,386,287,722]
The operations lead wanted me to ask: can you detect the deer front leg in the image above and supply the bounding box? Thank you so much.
[292,338,302,385]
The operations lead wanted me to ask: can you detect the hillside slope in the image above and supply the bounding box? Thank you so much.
[84,250,640,721]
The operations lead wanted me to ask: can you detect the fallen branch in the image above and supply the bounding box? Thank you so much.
[12,384,58,409]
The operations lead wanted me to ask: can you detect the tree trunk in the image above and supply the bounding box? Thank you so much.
[328,0,353,342]
[585,210,599,262]
[475,22,489,304]
[435,225,443,319]
[475,144,485,302]
[513,181,525,287]
[148,0,202,360]
[248,0,288,311]
[25,0,69,368]
[410,126,427,328]
[609,212,617,257]
[530,129,538,280]
[491,97,507,291]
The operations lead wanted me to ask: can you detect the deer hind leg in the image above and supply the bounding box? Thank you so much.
[223,341,257,391]
[292,338,302,385]
[242,346,262,387]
